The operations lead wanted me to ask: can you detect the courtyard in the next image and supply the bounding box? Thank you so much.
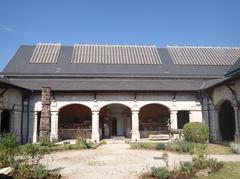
[41,143,240,179]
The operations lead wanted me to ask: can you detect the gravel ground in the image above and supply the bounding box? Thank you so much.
[41,144,240,179]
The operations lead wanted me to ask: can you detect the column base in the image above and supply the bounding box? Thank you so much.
[131,132,140,142]
[50,133,58,142]
[234,133,240,143]
[91,133,100,143]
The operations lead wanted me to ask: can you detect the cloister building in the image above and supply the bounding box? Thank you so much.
[0,43,240,143]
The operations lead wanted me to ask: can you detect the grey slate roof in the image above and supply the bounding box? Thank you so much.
[168,46,240,65]
[9,78,206,91]
[0,76,27,90]
[225,58,240,77]
[2,44,240,91]
[3,45,234,77]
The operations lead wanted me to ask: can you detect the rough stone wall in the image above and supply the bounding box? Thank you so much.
[39,87,51,140]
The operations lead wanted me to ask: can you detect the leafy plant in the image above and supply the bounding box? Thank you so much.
[20,143,42,164]
[0,133,19,167]
[183,122,209,143]
[180,161,193,174]
[151,166,170,179]
[33,164,48,179]
[39,137,55,147]
[156,143,166,150]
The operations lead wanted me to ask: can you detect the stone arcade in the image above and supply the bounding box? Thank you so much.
[0,43,240,143]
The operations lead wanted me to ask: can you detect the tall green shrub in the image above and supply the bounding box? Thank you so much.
[183,122,209,143]
[0,133,19,167]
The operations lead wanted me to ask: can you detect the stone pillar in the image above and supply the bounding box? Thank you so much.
[33,111,38,143]
[13,108,22,142]
[91,110,100,143]
[170,110,178,129]
[39,87,51,140]
[212,108,221,141]
[233,106,240,143]
[131,110,140,141]
[50,111,59,141]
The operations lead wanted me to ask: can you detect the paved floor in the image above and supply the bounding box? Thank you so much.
[41,143,240,179]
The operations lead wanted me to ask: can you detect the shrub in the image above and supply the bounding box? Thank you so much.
[183,122,209,143]
[180,161,193,174]
[20,143,42,164]
[230,142,240,154]
[166,139,194,153]
[39,137,55,147]
[33,164,48,179]
[156,143,166,150]
[151,166,170,179]
[0,133,19,167]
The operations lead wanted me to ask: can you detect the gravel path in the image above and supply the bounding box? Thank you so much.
[41,144,240,179]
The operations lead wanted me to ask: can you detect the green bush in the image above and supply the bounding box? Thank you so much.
[166,139,194,153]
[39,137,55,147]
[0,133,19,167]
[180,161,193,174]
[33,164,48,179]
[156,143,166,150]
[20,143,42,164]
[151,166,170,179]
[183,122,209,143]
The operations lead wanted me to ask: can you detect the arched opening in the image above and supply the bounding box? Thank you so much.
[99,104,131,139]
[139,104,170,138]
[58,104,92,140]
[219,100,235,141]
[1,110,10,133]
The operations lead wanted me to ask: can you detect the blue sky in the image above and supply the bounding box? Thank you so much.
[1,0,240,71]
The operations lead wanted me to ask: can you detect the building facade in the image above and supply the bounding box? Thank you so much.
[1,43,240,143]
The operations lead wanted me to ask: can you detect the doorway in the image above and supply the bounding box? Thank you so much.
[1,110,10,133]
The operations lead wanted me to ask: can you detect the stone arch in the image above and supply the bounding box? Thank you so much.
[139,103,170,138]
[56,102,93,112]
[58,103,92,140]
[218,100,235,141]
[99,103,132,139]
[138,102,171,111]
[98,102,132,111]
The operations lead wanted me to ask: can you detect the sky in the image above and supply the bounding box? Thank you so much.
[0,0,240,71]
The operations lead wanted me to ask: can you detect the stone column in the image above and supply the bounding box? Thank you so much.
[233,106,240,143]
[39,87,51,140]
[91,110,100,143]
[50,111,59,141]
[213,108,221,141]
[170,110,178,129]
[33,111,38,143]
[13,107,22,142]
[131,110,140,141]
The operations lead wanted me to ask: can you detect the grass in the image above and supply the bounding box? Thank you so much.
[129,142,165,150]
[205,143,234,155]
[130,142,234,155]
[196,162,240,179]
